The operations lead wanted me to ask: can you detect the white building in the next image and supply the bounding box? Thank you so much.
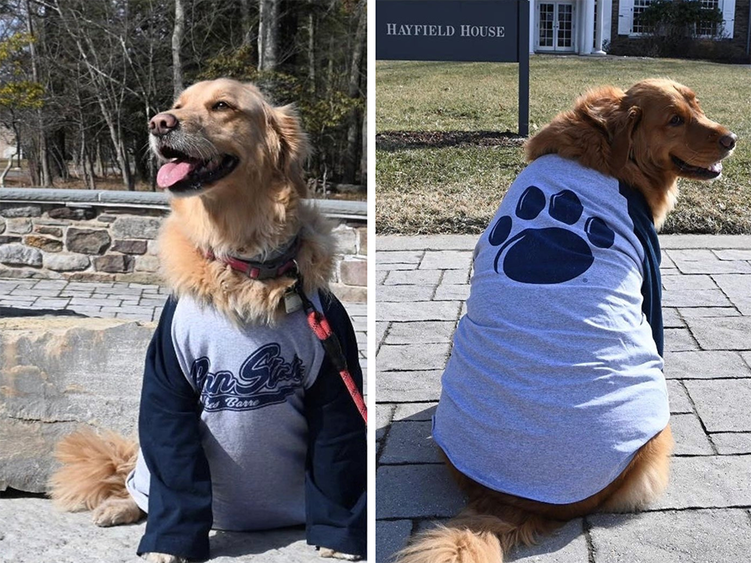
[527,0,741,55]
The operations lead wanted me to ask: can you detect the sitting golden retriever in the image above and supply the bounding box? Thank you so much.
[49,79,366,563]
[396,79,736,563]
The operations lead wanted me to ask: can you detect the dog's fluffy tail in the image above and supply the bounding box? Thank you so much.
[48,428,138,512]
[393,509,558,563]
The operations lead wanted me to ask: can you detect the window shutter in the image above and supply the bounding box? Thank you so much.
[617,0,633,35]
[721,0,736,39]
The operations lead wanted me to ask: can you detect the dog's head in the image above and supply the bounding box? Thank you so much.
[149,78,309,198]
[526,79,736,226]
[610,79,736,182]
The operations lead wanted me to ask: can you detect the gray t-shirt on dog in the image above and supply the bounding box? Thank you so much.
[433,154,669,505]
[127,293,325,530]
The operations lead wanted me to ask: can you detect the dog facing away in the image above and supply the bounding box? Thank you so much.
[49,79,366,563]
[395,79,736,563]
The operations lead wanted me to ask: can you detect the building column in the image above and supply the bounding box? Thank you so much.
[582,0,595,54]
[593,0,606,54]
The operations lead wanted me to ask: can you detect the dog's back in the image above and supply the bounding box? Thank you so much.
[433,153,668,505]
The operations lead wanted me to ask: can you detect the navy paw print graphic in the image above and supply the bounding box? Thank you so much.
[489,186,615,284]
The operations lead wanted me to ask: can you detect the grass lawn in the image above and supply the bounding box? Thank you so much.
[376,55,751,235]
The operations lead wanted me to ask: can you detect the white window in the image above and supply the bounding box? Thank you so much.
[697,0,719,36]
[618,0,735,39]
[631,0,653,35]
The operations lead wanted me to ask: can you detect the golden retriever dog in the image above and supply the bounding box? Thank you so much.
[395,79,736,563]
[49,79,366,563]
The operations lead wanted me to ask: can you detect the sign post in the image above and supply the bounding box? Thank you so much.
[376,0,530,136]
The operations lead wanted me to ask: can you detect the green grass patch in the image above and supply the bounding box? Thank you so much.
[377,55,751,235]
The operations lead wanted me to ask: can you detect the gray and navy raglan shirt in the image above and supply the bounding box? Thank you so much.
[125,290,366,560]
[433,154,669,505]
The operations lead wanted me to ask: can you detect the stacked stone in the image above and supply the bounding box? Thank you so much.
[0,204,163,283]
[332,222,368,301]
[0,200,368,293]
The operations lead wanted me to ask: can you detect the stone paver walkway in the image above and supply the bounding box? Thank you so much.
[376,234,751,563]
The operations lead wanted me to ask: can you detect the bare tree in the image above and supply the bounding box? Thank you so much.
[0,0,367,191]
[172,0,185,98]
[25,0,51,186]
[343,0,366,184]
[257,0,279,71]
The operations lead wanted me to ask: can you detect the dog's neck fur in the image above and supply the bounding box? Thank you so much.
[525,103,678,229]
[157,177,335,326]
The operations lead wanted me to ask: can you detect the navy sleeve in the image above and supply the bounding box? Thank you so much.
[137,297,213,560]
[304,291,367,557]
[620,182,664,357]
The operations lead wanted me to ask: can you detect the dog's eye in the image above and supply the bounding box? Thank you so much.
[669,115,684,126]
[212,101,231,111]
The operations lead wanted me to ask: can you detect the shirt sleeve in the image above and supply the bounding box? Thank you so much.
[136,297,213,560]
[303,291,367,558]
[619,182,664,357]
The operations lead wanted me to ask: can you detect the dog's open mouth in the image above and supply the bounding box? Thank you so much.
[671,155,723,180]
[156,147,238,193]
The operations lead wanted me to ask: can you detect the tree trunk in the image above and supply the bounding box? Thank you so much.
[0,157,12,187]
[95,142,103,177]
[13,121,21,169]
[172,0,185,99]
[240,0,255,50]
[343,0,366,184]
[80,124,94,189]
[25,0,51,186]
[258,0,280,71]
[307,8,316,91]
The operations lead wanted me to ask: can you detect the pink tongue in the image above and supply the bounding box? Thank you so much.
[157,161,194,188]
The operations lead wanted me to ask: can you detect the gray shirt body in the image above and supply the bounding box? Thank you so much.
[433,155,669,505]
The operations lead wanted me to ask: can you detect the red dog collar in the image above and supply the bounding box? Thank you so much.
[205,236,301,280]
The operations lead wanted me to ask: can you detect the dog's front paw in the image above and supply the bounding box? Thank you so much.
[141,553,187,563]
[92,498,144,527]
[319,548,362,561]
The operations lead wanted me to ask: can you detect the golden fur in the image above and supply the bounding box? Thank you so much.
[525,78,735,228]
[396,79,735,563]
[49,79,343,562]
[155,78,335,326]
[49,428,138,513]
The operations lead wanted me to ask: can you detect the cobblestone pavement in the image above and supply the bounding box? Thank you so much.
[0,279,366,563]
[376,234,751,563]
[0,278,367,371]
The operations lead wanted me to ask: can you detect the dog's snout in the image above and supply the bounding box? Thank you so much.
[720,133,737,151]
[149,112,178,136]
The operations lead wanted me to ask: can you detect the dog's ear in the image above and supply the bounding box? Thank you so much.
[609,105,642,171]
[267,104,310,197]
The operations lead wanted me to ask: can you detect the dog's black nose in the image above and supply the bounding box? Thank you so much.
[149,112,179,136]
[720,133,737,151]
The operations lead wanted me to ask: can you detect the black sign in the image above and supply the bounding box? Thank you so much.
[376,0,530,135]
[377,0,520,62]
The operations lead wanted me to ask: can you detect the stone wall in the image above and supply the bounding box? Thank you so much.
[0,189,367,299]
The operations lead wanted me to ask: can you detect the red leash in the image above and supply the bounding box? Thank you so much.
[295,282,368,426]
